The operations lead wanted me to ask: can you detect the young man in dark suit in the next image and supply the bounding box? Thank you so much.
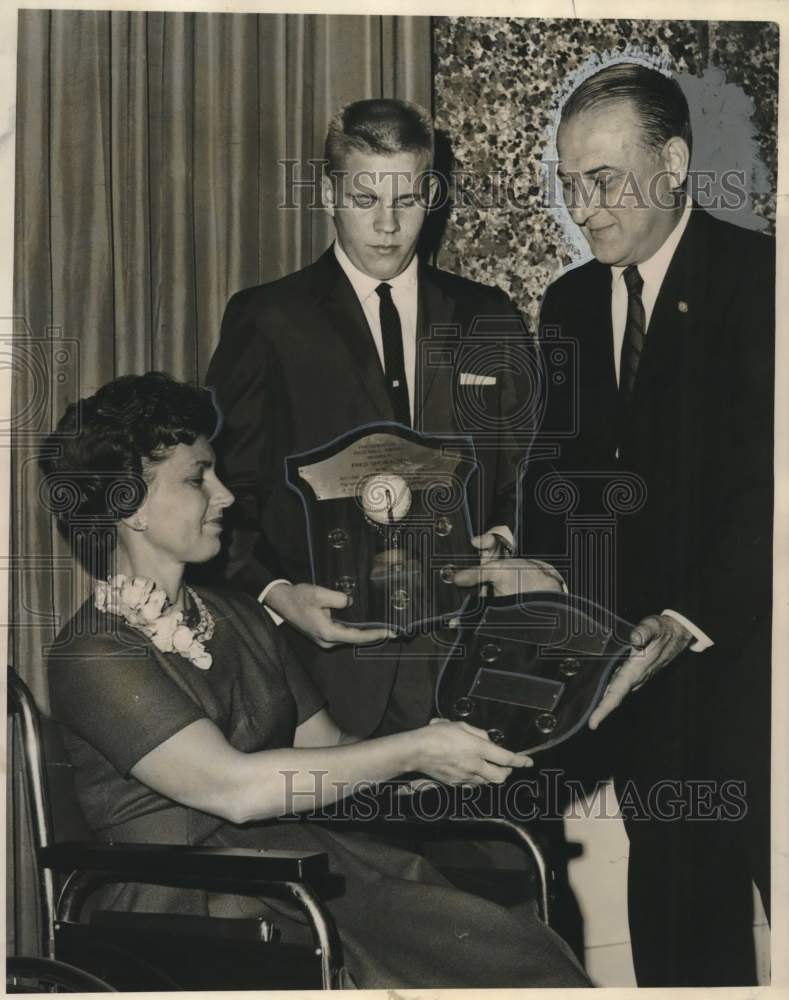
[525,62,773,985]
[206,99,542,739]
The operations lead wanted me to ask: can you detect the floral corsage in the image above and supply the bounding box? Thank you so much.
[94,575,214,669]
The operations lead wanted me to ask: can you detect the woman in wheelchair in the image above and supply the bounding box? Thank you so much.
[42,372,588,989]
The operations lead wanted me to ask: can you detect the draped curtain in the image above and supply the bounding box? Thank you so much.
[9,8,431,956]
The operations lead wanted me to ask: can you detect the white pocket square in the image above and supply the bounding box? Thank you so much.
[459,372,497,386]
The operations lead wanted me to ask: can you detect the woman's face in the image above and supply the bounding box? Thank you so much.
[136,436,234,566]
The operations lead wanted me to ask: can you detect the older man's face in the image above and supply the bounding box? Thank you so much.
[557,101,682,266]
[323,149,431,280]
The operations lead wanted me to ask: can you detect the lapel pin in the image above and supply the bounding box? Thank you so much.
[678,300,689,313]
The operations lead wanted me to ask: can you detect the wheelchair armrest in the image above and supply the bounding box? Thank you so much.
[40,841,329,885]
[41,842,342,988]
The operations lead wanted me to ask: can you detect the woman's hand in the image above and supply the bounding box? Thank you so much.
[453,558,565,597]
[411,718,533,785]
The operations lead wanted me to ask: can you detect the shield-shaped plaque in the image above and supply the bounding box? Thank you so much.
[436,592,634,753]
[285,423,480,633]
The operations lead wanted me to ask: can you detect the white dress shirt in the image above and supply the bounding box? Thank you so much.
[609,199,712,653]
[334,241,419,425]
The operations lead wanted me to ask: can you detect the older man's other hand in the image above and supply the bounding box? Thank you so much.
[588,614,693,729]
[470,531,512,562]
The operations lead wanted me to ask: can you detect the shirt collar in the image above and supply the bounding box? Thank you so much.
[334,240,419,303]
[611,198,693,290]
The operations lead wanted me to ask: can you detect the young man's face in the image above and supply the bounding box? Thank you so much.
[557,100,687,266]
[323,149,432,280]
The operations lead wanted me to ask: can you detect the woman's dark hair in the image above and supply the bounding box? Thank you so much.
[40,372,218,576]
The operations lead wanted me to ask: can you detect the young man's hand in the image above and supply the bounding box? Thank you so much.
[265,582,395,649]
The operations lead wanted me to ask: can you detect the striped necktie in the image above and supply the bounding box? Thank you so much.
[619,264,645,405]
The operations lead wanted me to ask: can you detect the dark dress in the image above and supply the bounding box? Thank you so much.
[48,587,589,989]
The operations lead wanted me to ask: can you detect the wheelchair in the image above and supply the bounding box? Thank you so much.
[7,666,551,991]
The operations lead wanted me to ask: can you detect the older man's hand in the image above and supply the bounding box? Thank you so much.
[588,614,693,729]
[453,558,566,597]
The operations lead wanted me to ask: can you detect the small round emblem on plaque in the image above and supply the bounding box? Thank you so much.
[487,728,505,745]
[559,656,581,678]
[454,697,474,718]
[481,642,501,663]
[328,528,349,549]
[439,564,456,584]
[334,576,356,596]
[391,589,410,611]
[535,712,557,734]
[435,515,453,538]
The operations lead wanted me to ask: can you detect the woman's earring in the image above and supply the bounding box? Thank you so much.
[132,516,148,531]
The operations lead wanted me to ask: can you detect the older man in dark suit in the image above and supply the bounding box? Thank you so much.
[522,62,773,985]
[206,99,539,739]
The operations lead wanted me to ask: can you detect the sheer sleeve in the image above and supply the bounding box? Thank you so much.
[48,626,205,777]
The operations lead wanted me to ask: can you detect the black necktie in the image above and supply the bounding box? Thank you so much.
[375,282,411,426]
[620,264,646,407]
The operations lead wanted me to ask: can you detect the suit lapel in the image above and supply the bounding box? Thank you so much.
[579,261,619,429]
[309,247,393,420]
[589,261,618,390]
[582,262,622,459]
[636,208,705,402]
[416,264,456,422]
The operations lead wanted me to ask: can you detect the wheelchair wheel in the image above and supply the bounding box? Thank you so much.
[7,956,116,992]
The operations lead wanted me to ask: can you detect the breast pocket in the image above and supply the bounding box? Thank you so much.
[454,377,501,434]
